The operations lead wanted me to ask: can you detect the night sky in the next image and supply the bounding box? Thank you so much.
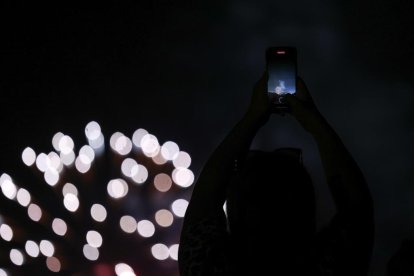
[1,1,414,275]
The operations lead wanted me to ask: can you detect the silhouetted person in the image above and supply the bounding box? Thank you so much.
[178,72,374,275]
[387,239,414,276]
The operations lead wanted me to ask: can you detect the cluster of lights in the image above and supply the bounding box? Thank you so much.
[0,121,193,275]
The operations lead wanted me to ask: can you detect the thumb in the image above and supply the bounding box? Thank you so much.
[284,93,303,112]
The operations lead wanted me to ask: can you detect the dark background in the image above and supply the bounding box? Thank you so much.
[1,1,413,275]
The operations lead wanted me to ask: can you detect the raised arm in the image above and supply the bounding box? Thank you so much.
[285,78,374,273]
[285,79,373,216]
[183,73,271,223]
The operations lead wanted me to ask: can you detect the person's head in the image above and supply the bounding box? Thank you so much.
[226,149,315,271]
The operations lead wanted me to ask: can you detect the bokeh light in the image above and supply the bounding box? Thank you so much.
[46,256,61,272]
[120,216,137,234]
[40,240,55,257]
[132,128,148,148]
[9,249,24,266]
[28,203,42,222]
[121,158,138,178]
[0,268,8,276]
[16,188,31,207]
[52,132,64,152]
[60,151,75,166]
[169,244,179,260]
[79,145,95,164]
[83,244,99,261]
[154,173,172,192]
[22,147,36,166]
[25,240,40,258]
[90,204,107,222]
[171,199,188,218]
[58,135,74,154]
[44,168,59,186]
[151,243,169,260]
[62,182,78,197]
[0,175,17,200]
[75,156,91,173]
[0,224,13,241]
[140,134,159,157]
[85,121,102,141]
[52,218,67,236]
[115,263,136,276]
[131,164,148,184]
[0,121,195,275]
[86,230,103,248]
[173,151,192,168]
[137,220,155,238]
[155,209,174,227]
[160,141,179,161]
[107,179,128,199]
[63,193,80,212]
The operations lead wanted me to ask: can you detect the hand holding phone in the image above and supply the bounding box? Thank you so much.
[266,46,297,111]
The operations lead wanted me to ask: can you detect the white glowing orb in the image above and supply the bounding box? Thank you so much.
[90,204,107,222]
[88,133,105,150]
[171,199,189,217]
[52,218,67,236]
[173,151,192,168]
[25,240,40,258]
[140,134,160,157]
[155,209,174,227]
[22,147,36,166]
[40,240,55,257]
[83,244,99,261]
[107,179,129,199]
[48,151,62,171]
[151,243,169,260]
[62,183,78,197]
[44,168,59,186]
[172,168,194,188]
[131,164,148,184]
[153,173,172,192]
[79,145,95,164]
[115,263,136,276]
[58,135,74,154]
[16,188,31,207]
[10,249,24,266]
[52,132,64,151]
[110,133,132,155]
[169,244,179,260]
[60,151,75,166]
[86,230,103,248]
[137,220,155,238]
[115,263,135,276]
[75,156,91,173]
[132,128,148,148]
[36,153,49,172]
[85,121,102,141]
[121,158,138,178]
[46,256,61,272]
[28,203,42,222]
[0,268,8,276]
[120,216,137,234]
[63,193,80,212]
[0,224,13,241]
[160,141,179,160]
[1,177,17,200]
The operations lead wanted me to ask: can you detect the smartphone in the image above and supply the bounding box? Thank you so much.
[266,46,297,109]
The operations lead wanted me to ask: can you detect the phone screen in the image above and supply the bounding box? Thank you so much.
[266,47,297,104]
